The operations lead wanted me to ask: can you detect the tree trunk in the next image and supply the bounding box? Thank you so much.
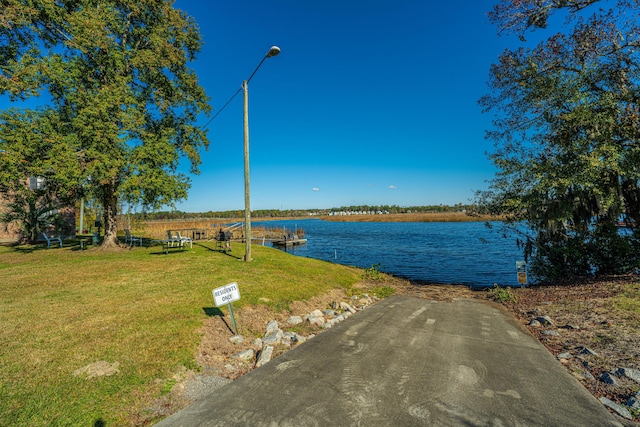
[100,183,120,248]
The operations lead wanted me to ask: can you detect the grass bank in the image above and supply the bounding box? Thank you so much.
[0,241,364,426]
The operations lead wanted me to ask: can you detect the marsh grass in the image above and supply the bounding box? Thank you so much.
[0,241,362,425]
[131,219,298,241]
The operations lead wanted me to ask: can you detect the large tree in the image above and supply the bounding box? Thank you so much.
[478,0,640,280]
[0,0,210,247]
[0,108,80,242]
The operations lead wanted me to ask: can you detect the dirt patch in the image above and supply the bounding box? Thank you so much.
[196,288,352,380]
[502,278,640,423]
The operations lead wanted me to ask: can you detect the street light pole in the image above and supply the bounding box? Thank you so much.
[243,46,280,262]
[243,79,251,261]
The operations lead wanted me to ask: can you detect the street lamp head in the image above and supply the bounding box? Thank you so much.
[267,46,281,57]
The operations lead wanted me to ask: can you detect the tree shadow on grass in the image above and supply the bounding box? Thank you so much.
[6,239,85,253]
[202,307,235,334]
[9,244,46,254]
[196,242,242,260]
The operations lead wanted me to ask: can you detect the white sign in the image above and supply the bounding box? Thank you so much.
[213,282,241,307]
[516,261,527,285]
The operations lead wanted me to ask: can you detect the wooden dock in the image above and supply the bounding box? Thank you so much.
[270,236,307,246]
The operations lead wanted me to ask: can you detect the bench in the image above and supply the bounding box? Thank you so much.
[42,232,63,249]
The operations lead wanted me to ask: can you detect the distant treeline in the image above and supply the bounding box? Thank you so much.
[134,204,474,221]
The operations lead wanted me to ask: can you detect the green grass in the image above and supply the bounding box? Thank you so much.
[612,282,640,315]
[487,283,519,304]
[0,241,363,426]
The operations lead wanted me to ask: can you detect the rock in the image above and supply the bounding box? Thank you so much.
[340,302,357,314]
[286,316,303,325]
[262,320,284,345]
[265,320,279,335]
[323,309,339,318]
[541,330,560,336]
[600,372,620,387]
[282,332,299,346]
[599,397,633,420]
[252,338,263,348]
[535,316,553,326]
[559,324,578,330]
[305,311,325,326]
[528,319,542,327]
[352,294,373,306]
[255,346,273,367]
[231,349,254,361]
[308,309,324,318]
[557,352,573,360]
[73,361,120,379]
[579,347,598,356]
[229,335,244,345]
[263,328,284,346]
[627,392,640,410]
[615,367,640,383]
[583,371,595,381]
[363,294,374,303]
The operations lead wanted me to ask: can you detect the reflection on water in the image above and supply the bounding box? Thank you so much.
[254,219,524,287]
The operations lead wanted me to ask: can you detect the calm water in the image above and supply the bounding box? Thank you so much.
[254,219,524,287]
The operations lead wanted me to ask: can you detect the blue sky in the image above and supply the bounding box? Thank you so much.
[172,0,523,212]
[0,1,528,212]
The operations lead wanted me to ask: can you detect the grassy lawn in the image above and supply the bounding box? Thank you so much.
[0,240,363,426]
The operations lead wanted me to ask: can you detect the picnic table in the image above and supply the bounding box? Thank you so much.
[155,239,187,255]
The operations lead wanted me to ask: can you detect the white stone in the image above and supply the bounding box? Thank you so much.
[263,329,284,345]
[255,346,274,367]
[265,320,279,335]
[307,309,324,318]
[340,302,357,313]
[229,335,244,344]
[286,316,303,325]
[231,349,255,361]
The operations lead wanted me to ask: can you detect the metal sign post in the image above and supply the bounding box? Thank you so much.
[212,282,241,335]
[516,261,527,286]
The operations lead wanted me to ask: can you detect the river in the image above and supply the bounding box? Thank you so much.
[253,219,525,287]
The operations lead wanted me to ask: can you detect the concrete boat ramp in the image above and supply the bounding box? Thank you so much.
[156,296,623,426]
